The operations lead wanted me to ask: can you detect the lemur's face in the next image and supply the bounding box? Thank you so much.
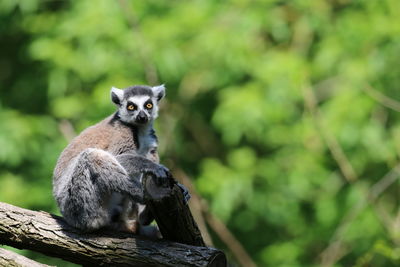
[111,85,165,125]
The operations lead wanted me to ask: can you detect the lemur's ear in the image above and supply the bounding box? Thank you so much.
[111,87,124,106]
[152,84,166,102]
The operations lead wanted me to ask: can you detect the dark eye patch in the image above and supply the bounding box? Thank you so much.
[144,100,153,109]
[126,101,137,111]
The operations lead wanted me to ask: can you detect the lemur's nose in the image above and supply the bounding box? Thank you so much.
[137,111,148,123]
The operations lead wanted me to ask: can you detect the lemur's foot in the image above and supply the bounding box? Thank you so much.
[139,225,162,240]
[123,219,139,234]
[110,219,139,234]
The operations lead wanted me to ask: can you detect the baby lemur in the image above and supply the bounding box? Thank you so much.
[53,85,186,235]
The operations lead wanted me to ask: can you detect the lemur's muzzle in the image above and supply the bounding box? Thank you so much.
[136,111,148,124]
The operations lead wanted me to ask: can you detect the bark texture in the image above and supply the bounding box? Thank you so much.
[0,202,226,267]
[0,248,53,267]
[143,174,206,247]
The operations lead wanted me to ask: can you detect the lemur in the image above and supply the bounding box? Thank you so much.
[53,85,188,235]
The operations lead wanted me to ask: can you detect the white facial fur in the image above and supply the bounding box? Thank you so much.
[111,86,164,125]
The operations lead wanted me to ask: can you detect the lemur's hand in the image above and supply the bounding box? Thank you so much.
[144,163,170,186]
[177,183,191,203]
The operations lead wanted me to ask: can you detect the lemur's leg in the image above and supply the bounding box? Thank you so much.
[108,195,140,233]
[115,153,170,238]
[115,153,170,221]
[56,148,143,232]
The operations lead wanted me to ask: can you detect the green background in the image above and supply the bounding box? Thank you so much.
[1,0,400,266]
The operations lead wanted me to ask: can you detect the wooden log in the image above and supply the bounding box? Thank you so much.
[0,202,226,267]
[143,174,206,247]
[0,248,53,267]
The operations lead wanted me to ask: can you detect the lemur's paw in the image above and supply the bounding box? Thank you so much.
[144,164,170,186]
[154,164,171,186]
[177,182,191,203]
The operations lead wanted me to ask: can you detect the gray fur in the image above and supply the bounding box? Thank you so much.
[53,84,167,234]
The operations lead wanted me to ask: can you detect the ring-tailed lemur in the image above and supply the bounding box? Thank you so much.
[53,84,188,235]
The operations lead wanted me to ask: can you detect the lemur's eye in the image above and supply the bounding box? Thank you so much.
[127,104,135,111]
[146,103,153,109]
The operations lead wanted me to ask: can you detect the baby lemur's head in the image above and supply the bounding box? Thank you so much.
[111,85,165,125]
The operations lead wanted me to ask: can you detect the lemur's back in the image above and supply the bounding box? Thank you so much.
[53,114,137,182]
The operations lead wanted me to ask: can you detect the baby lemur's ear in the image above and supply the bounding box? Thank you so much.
[111,87,124,106]
[152,84,166,102]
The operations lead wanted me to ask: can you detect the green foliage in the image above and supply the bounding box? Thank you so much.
[1,0,400,266]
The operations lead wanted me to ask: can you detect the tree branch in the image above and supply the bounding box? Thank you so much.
[0,202,226,267]
[302,85,358,182]
[319,164,400,266]
[143,174,206,247]
[363,84,400,113]
[0,248,53,267]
